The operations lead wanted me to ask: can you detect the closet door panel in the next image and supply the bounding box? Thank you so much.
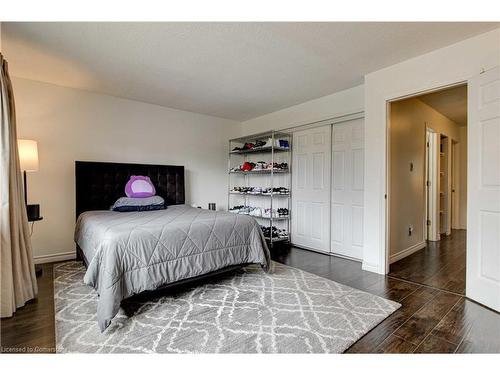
[331,203,344,251]
[312,152,326,189]
[296,200,308,236]
[291,125,331,252]
[331,118,365,260]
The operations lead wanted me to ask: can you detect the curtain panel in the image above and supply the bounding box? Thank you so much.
[0,53,38,318]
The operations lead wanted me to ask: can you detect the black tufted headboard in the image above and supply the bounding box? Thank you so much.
[75,161,185,218]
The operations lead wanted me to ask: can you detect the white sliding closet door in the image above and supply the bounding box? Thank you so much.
[291,125,331,252]
[331,118,365,260]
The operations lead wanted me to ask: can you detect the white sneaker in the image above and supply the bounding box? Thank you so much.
[261,138,280,148]
[262,208,278,218]
[249,207,262,217]
[252,162,267,171]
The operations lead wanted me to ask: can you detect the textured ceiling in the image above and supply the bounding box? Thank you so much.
[419,85,468,126]
[2,22,498,121]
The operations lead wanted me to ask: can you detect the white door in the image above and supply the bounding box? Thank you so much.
[451,140,460,229]
[467,66,500,312]
[331,118,364,260]
[426,130,441,241]
[291,125,331,252]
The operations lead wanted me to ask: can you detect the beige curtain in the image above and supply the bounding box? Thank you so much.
[0,53,38,318]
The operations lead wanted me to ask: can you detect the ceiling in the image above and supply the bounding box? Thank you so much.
[419,85,468,126]
[2,22,498,121]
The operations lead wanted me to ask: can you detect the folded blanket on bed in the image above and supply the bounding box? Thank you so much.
[74,205,271,331]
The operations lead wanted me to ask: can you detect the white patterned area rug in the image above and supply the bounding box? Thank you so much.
[54,261,400,353]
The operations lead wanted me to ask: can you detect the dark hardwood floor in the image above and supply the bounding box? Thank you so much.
[1,245,499,353]
[0,263,55,353]
[273,245,499,353]
[389,229,466,294]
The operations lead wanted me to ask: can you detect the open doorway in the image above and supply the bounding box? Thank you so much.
[388,84,467,294]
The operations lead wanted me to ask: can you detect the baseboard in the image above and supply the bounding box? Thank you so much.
[362,261,384,275]
[389,241,426,264]
[34,251,76,265]
[291,243,330,256]
[330,252,362,263]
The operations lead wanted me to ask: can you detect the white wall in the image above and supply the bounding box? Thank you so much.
[389,97,463,262]
[13,77,240,262]
[241,84,364,134]
[364,28,499,274]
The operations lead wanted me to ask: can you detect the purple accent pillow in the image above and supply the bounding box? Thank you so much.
[125,175,156,198]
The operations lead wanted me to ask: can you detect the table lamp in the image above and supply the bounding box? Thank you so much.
[18,139,40,219]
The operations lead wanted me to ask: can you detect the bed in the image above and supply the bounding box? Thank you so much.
[74,161,271,332]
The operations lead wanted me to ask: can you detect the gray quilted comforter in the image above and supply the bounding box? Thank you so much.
[74,205,271,332]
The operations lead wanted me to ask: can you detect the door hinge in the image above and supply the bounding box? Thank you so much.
[426,180,430,187]
[427,219,431,226]
[384,194,387,199]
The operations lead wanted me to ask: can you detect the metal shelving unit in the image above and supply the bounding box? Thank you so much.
[229,169,289,174]
[228,130,291,247]
[229,192,290,197]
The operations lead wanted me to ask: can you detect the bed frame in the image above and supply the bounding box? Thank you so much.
[74,161,248,283]
[75,160,185,263]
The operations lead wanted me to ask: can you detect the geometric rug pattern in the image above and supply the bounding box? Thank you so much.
[54,261,400,353]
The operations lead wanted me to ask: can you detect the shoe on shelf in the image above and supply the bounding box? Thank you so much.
[278,229,288,238]
[249,207,262,217]
[241,162,255,171]
[252,161,268,171]
[278,139,289,149]
[277,208,289,217]
[262,208,278,218]
[251,187,264,194]
[253,140,266,148]
[242,143,255,150]
[261,138,274,148]
[229,205,244,213]
[279,187,289,194]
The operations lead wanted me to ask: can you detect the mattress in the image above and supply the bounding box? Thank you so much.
[74,204,271,331]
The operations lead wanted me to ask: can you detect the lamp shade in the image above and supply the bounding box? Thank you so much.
[18,139,39,172]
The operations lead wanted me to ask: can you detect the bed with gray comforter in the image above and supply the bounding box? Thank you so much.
[74,204,271,332]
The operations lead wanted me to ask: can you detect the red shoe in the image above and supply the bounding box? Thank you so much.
[241,162,255,171]
[243,143,255,150]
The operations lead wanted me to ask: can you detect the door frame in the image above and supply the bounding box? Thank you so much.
[384,80,468,273]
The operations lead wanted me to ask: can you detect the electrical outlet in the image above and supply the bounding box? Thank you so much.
[408,225,413,236]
